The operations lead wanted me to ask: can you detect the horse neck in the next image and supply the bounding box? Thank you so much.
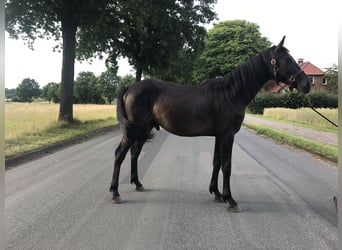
[225,50,273,107]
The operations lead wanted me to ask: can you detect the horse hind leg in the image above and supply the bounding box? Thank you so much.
[110,138,131,204]
[130,139,146,191]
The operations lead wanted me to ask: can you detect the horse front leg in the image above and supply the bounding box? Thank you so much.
[209,137,223,202]
[130,140,146,191]
[220,134,241,212]
[110,138,131,204]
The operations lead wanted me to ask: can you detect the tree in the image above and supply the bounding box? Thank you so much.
[192,20,271,83]
[16,78,40,102]
[41,82,60,103]
[77,0,217,82]
[6,0,109,122]
[74,71,105,104]
[116,74,135,96]
[324,64,338,94]
[5,88,17,101]
[97,69,120,104]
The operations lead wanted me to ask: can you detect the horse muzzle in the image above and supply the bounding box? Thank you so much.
[291,78,310,94]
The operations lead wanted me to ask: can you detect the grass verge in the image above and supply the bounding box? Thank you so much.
[5,117,117,159]
[243,123,337,163]
[247,113,338,134]
[5,103,118,159]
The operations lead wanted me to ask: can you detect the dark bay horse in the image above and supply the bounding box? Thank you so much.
[110,37,311,211]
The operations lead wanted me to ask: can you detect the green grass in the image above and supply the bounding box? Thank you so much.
[5,102,117,158]
[244,123,337,163]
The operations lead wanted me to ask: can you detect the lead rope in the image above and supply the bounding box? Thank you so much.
[307,99,338,128]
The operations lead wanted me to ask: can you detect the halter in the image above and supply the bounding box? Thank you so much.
[270,51,303,89]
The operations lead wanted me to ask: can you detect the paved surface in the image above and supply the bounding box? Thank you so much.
[243,115,338,146]
[6,128,337,249]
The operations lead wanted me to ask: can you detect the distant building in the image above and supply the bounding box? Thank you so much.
[266,59,329,93]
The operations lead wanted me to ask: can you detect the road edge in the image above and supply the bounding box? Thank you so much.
[242,124,337,165]
[5,124,120,170]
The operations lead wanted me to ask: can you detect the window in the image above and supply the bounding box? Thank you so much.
[322,78,328,86]
[309,76,315,85]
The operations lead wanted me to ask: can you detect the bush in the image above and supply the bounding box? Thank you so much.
[306,91,338,108]
[247,91,337,114]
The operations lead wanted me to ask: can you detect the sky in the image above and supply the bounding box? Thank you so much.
[5,0,339,89]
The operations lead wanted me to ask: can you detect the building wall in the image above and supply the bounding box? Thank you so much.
[310,75,330,91]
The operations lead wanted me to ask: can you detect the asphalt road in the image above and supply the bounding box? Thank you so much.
[6,128,338,249]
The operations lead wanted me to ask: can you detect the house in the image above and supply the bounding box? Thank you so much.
[297,59,328,91]
[266,59,329,93]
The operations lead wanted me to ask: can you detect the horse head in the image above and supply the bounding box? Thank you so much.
[270,36,311,94]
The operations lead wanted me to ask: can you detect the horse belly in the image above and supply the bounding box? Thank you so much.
[152,102,215,137]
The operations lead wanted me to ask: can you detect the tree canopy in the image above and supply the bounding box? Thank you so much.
[16,78,40,102]
[6,0,216,121]
[192,20,271,83]
[324,64,338,94]
[77,0,217,82]
[41,82,60,103]
[6,0,109,122]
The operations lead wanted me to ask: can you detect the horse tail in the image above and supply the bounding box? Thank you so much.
[116,87,129,126]
[116,87,154,142]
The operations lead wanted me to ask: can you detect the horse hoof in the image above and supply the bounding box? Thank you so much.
[136,185,145,192]
[228,205,242,213]
[214,196,224,203]
[111,196,123,204]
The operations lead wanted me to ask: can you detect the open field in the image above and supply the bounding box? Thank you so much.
[263,108,338,132]
[5,102,117,158]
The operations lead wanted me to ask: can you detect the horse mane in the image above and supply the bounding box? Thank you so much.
[202,47,274,105]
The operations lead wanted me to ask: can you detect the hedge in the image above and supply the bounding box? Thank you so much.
[247,91,338,114]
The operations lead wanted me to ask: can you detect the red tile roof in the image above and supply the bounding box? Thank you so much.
[299,61,324,75]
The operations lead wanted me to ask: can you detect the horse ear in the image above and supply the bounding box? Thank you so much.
[277,36,286,48]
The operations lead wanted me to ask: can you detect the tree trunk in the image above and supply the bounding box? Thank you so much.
[58,0,83,122]
[58,18,77,122]
[135,64,142,82]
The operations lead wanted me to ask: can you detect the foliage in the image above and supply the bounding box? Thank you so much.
[74,71,105,104]
[116,74,135,95]
[324,64,338,94]
[5,88,17,101]
[192,20,271,82]
[97,69,120,104]
[16,78,40,102]
[247,91,338,114]
[36,71,134,104]
[307,91,338,108]
[77,0,217,82]
[149,46,203,85]
[41,82,60,103]
[6,0,110,122]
